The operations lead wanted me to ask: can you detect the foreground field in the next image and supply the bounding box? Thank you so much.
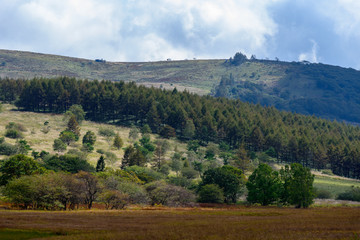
[0,207,359,240]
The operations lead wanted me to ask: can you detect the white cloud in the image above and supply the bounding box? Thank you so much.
[317,0,360,39]
[0,0,282,61]
[298,40,319,63]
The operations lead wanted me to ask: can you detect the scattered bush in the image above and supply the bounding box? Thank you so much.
[98,127,116,137]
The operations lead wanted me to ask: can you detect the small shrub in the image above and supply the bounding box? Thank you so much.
[105,151,117,163]
[0,142,18,155]
[97,149,105,154]
[6,122,27,132]
[315,189,332,199]
[5,129,23,139]
[98,127,116,137]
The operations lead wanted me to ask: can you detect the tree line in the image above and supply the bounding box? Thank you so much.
[1,77,360,179]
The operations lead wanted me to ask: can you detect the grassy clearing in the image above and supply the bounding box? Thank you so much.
[0,207,359,239]
[0,104,187,166]
[314,175,360,198]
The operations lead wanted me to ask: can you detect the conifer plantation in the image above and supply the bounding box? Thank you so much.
[1,77,360,179]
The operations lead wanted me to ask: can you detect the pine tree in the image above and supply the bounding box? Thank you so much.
[113,134,123,150]
[67,115,80,140]
[96,155,106,172]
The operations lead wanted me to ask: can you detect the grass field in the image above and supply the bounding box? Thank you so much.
[0,207,359,240]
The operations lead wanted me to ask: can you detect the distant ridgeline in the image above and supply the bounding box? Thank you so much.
[213,52,360,124]
[1,77,360,179]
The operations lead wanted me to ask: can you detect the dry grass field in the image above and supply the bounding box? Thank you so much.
[0,207,359,240]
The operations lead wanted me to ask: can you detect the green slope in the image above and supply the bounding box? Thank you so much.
[2,49,360,123]
[213,60,360,123]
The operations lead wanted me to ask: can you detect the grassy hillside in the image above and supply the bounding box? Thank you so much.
[0,49,227,95]
[0,104,187,167]
[2,49,360,123]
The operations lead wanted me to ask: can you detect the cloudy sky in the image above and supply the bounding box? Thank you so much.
[1,0,360,68]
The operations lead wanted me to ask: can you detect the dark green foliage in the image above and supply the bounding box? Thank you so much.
[43,154,95,173]
[201,165,245,203]
[246,164,282,206]
[336,186,360,202]
[59,131,77,145]
[83,131,96,146]
[280,163,315,208]
[181,167,198,179]
[53,139,66,152]
[124,165,164,183]
[121,145,147,169]
[65,104,85,124]
[96,155,106,172]
[0,141,18,156]
[187,140,200,152]
[215,60,360,124]
[198,184,224,203]
[315,189,332,199]
[66,115,80,139]
[0,154,45,185]
[159,125,176,138]
[141,124,152,134]
[16,140,31,154]
[167,176,193,189]
[8,77,360,179]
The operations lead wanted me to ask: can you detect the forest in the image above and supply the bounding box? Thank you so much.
[1,77,360,179]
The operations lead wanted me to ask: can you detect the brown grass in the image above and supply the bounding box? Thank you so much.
[0,207,359,239]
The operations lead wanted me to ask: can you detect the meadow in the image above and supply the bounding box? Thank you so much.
[0,207,360,240]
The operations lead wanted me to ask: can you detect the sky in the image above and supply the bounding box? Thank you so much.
[1,0,360,69]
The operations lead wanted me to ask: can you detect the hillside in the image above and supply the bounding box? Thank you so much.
[212,59,360,123]
[2,49,360,123]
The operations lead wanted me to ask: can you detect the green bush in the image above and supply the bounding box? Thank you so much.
[337,186,360,202]
[198,184,224,203]
[5,129,23,139]
[125,166,164,183]
[0,142,18,155]
[6,122,27,132]
[98,127,116,137]
[315,189,332,199]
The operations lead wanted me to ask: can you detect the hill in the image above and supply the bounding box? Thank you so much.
[212,58,360,123]
[2,49,360,123]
